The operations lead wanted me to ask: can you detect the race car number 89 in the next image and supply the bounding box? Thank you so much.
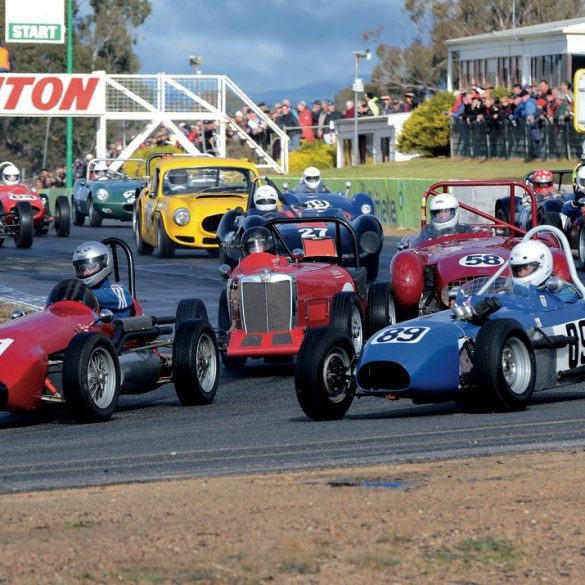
[373,326,430,344]
[459,254,504,267]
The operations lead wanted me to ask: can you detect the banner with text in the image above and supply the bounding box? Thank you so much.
[5,0,65,43]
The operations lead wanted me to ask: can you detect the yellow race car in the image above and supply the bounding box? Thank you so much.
[134,156,259,257]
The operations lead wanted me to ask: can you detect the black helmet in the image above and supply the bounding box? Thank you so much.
[241,226,275,255]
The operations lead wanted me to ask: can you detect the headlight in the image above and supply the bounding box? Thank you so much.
[361,204,372,214]
[96,188,109,201]
[173,208,190,226]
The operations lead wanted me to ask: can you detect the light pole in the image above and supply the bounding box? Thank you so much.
[189,55,204,74]
[352,49,371,166]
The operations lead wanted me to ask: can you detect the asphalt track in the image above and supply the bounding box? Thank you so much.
[1,221,585,494]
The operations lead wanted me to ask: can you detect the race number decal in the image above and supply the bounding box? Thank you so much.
[372,326,430,344]
[123,190,136,202]
[298,227,328,239]
[458,254,504,267]
[564,320,585,369]
[9,194,36,201]
[0,338,14,356]
[303,199,330,210]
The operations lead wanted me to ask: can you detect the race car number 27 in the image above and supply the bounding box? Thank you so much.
[373,326,430,344]
[0,338,14,356]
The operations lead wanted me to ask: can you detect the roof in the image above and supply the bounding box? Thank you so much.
[445,17,585,46]
[157,155,259,173]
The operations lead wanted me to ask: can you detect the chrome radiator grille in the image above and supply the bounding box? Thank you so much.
[240,274,294,333]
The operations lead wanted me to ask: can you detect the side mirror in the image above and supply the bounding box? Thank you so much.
[282,182,289,191]
[10,309,25,320]
[98,309,114,323]
[359,231,379,255]
[219,264,232,279]
[291,248,304,263]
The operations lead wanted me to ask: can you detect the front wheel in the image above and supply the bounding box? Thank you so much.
[54,195,71,237]
[330,292,364,352]
[173,319,219,405]
[494,207,511,237]
[88,199,103,227]
[13,202,34,249]
[472,318,535,411]
[537,208,562,230]
[175,298,208,330]
[135,210,154,256]
[366,282,396,337]
[157,218,175,258]
[295,326,356,420]
[62,333,121,422]
[362,252,380,281]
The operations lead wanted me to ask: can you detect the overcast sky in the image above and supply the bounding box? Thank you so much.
[134,0,413,94]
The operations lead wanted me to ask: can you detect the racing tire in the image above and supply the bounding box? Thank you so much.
[494,207,511,237]
[175,298,209,330]
[295,326,356,420]
[472,318,535,412]
[365,282,396,337]
[73,209,85,226]
[54,195,71,238]
[362,252,380,281]
[537,208,563,231]
[330,292,364,352]
[135,210,154,256]
[173,319,219,405]
[13,202,34,249]
[62,332,121,423]
[157,218,175,258]
[578,223,585,268]
[218,289,247,370]
[88,199,103,227]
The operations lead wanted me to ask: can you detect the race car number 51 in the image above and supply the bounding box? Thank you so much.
[459,254,504,267]
[372,326,430,344]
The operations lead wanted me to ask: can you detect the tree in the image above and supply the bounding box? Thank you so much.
[0,0,151,176]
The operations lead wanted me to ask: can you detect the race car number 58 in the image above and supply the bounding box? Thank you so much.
[459,254,504,267]
[373,326,430,344]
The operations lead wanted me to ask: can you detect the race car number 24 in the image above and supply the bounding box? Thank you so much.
[373,326,430,344]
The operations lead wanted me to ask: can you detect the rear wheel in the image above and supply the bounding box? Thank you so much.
[330,292,364,352]
[62,333,121,422]
[157,218,175,258]
[13,202,34,249]
[173,319,219,405]
[295,326,355,420]
[88,199,103,227]
[218,288,247,370]
[537,208,562,230]
[54,195,71,237]
[366,282,396,337]
[362,252,380,281]
[175,298,208,330]
[494,207,511,236]
[472,319,535,411]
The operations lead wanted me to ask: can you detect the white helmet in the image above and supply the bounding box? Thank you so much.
[94,161,108,178]
[574,165,585,195]
[72,241,113,288]
[2,164,20,185]
[429,193,459,230]
[509,240,553,287]
[253,185,278,212]
[303,166,321,191]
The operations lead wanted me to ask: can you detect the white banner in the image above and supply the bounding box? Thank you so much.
[0,74,105,116]
[5,0,65,44]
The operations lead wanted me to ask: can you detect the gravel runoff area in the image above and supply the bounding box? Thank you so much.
[1,301,584,584]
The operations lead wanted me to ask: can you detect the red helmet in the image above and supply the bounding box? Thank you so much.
[531,169,554,195]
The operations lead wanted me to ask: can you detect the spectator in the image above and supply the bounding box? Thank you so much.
[37,168,55,188]
[53,166,67,188]
[316,100,331,140]
[404,92,419,111]
[342,100,355,119]
[246,110,265,145]
[278,103,301,151]
[365,92,381,116]
[311,100,322,128]
[561,80,574,105]
[380,95,392,114]
[0,41,14,72]
[296,101,314,143]
[324,102,342,144]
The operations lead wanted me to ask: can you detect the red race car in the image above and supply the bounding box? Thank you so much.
[210,216,394,370]
[391,180,566,320]
[0,238,219,422]
[0,161,70,248]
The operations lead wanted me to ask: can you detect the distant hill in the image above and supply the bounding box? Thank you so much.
[247,80,348,107]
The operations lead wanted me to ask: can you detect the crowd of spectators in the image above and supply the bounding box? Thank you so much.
[450,80,575,160]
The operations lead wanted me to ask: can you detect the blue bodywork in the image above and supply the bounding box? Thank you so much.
[281,189,375,221]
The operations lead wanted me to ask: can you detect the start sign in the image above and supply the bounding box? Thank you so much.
[7,23,63,42]
[0,74,105,116]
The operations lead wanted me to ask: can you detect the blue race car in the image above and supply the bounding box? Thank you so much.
[295,225,585,420]
[216,177,384,279]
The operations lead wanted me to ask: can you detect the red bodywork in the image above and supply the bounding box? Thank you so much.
[391,180,563,315]
[0,184,46,229]
[0,296,142,413]
[224,251,361,359]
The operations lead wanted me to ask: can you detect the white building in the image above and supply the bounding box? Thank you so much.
[445,17,585,91]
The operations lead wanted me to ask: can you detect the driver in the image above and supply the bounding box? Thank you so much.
[93,161,109,180]
[529,169,555,198]
[294,166,330,194]
[73,241,133,316]
[2,164,20,185]
[416,193,478,242]
[252,185,278,214]
[509,240,580,302]
[240,226,275,255]
[164,168,189,193]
